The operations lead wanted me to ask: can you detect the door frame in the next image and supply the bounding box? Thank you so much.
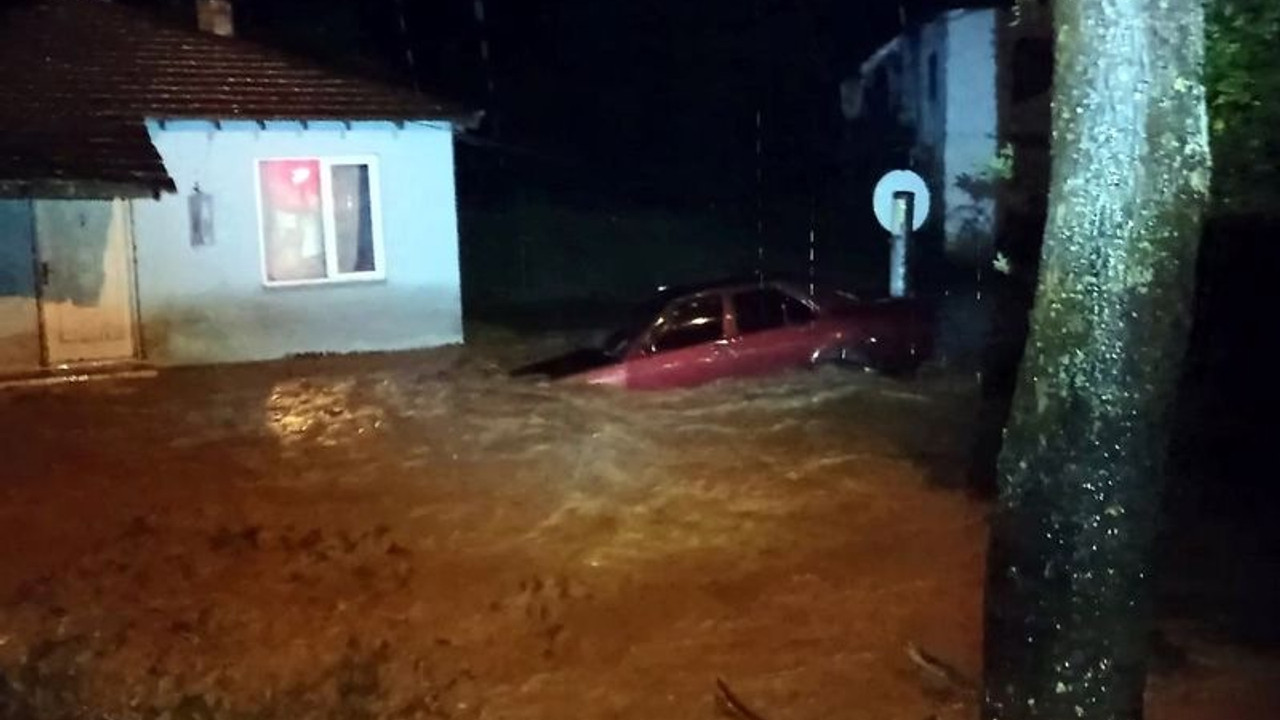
[33,198,143,368]
[26,198,49,369]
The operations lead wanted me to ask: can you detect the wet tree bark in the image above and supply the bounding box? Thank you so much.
[981,0,1210,719]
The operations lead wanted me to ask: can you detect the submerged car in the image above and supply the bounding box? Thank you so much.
[512,280,934,390]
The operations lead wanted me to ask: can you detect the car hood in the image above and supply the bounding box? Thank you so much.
[510,348,620,380]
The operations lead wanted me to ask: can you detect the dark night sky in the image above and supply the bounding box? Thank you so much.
[131,0,999,203]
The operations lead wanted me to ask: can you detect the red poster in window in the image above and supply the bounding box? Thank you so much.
[261,159,321,213]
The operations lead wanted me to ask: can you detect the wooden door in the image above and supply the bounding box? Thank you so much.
[35,199,138,365]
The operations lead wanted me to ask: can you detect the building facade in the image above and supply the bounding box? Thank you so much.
[0,0,475,374]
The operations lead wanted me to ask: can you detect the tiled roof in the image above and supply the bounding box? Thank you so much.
[0,0,474,198]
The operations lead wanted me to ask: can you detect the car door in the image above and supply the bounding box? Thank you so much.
[728,286,819,376]
[623,293,732,389]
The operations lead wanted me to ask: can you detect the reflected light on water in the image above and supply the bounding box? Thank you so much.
[264,378,385,445]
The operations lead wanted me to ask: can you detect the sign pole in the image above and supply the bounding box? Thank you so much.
[890,190,915,298]
[872,169,928,299]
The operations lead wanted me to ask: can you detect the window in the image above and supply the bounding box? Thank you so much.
[927,52,938,104]
[782,294,815,325]
[649,295,724,353]
[734,288,816,334]
[734,289,787,334]
[873,67,890,110]
[257,157,383,285]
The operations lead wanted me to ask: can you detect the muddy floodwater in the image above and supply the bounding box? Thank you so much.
[0,332,1276,720]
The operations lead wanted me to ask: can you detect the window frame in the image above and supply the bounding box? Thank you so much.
[254,154,387,288]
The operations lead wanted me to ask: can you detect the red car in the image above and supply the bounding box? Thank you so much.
[512,280,933,390]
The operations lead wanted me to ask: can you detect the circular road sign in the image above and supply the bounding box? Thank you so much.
[872,170,931,232]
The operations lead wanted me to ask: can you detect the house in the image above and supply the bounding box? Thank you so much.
[840,3,1053,267]
[0,0,478,375]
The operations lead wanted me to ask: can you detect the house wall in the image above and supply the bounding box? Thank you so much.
[0,200,41,373]
[913,17,949,171]
[841,14,977,243]
[134,120,462,365]
[941,9,999,263]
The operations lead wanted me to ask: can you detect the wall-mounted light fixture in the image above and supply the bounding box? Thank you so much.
[189,185,214,247]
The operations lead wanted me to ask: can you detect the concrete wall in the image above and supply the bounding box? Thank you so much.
[0,200,40,373]
[135,120,462,365]
[941,9,999,263]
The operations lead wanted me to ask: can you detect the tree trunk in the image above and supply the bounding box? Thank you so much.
[981,0,1210,718]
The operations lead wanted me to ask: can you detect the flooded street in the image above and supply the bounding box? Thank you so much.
[0,334,1276,720]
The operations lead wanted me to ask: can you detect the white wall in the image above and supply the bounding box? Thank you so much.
[134,120,463,365]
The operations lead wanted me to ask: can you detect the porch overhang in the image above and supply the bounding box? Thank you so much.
[0,177,176,200]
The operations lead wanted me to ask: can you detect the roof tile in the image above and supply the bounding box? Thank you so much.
[0,0,471,197]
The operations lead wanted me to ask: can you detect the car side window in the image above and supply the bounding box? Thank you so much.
[649,295,725,353]
[782,294,815,325]
[733,288,788,334]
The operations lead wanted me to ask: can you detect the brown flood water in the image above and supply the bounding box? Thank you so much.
[0,334,1275,720]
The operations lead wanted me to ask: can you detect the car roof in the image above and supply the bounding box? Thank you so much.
[650,276,806,304]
